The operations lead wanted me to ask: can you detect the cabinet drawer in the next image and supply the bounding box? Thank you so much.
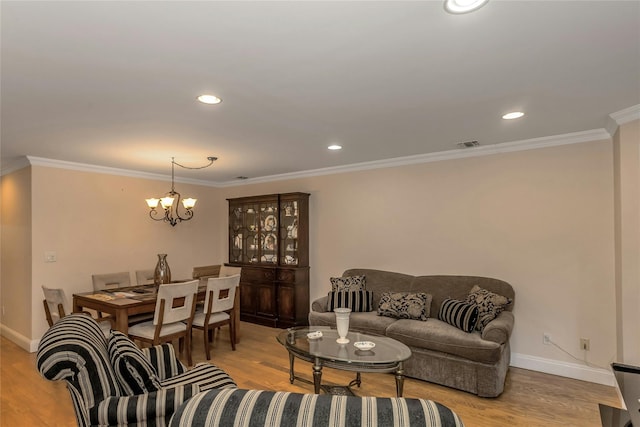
[242,267,275,282]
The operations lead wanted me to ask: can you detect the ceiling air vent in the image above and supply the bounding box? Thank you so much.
[457,140,480,148]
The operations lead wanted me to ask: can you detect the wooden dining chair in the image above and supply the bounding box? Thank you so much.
[219,265,241,277]
[127,280,199,366]
[42,285,112,334]
[42,286,67,327]
[91,271,131,291]
[135,269,155,285]
[191,274,240,360]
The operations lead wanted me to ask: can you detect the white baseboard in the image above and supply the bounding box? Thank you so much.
[0,323,40,353]
[511,352,615,386]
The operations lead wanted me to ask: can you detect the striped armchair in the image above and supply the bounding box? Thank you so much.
[36,314,236,427]
[169,388,465,427]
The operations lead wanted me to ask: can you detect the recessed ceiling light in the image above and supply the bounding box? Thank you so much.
[444,0,489,14]
[328,144,342,150]
[502,111,525,120]
[197,94,222,105]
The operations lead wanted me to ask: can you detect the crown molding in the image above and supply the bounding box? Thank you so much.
[24,156,220,187]
[606,104,640,136]
[0,156,31,176]
[3,128,611,185]
[219,128,611,187]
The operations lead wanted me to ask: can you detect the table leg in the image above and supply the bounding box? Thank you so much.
[348,372,362,388]
[288,352,295,384]
[313,357,323,394]
[114,307,129,334]
[395,362,405,397]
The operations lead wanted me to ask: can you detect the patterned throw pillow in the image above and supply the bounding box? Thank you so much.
[465,285,512,331]
[330,275,366,292]
[327,290,374,312]
[438,298,479,333]
[377,292,432,321]
[108,331,162,395]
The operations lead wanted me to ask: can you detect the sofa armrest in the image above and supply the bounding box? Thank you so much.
[481,310,514,344]
[311,296,329,312]
[90,383,199,426]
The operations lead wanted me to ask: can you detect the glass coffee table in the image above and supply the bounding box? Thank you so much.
[277,326,412,396]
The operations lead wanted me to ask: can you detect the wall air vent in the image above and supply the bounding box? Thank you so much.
[457,140,480,148]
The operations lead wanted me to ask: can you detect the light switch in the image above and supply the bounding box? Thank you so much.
[44,251,57,262]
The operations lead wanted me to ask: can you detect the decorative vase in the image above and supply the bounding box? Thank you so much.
[153,253,171,285]
[334,307,351,344]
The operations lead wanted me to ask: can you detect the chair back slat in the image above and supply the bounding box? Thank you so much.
[154,280,199,325]
[204,275,240,315]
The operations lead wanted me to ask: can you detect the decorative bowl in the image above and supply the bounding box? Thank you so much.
[307,331,323,340]
[353,341,375,351]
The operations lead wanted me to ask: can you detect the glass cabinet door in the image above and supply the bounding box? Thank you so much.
[279,197,300,266]
[258,201,278,264]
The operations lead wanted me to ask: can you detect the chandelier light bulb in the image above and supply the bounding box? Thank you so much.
[182,198,197,209]
[160,196,175,209]
[146,198,160,209]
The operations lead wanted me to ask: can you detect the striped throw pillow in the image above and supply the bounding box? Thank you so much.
[327,290,373,312]
[438,298,479,333]
[108,331,162,395]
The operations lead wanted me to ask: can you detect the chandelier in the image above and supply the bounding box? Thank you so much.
[145,156,217,226]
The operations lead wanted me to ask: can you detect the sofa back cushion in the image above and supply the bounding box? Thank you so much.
[342,269,414,310]
[108,331,162,395]
[410,275,514,318]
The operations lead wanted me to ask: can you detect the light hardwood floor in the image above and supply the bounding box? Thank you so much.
[1,321,620,426]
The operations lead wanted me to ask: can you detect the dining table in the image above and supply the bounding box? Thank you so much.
[72,282,240,342]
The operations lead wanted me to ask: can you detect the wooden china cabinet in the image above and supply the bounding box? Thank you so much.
[227,192,310,328]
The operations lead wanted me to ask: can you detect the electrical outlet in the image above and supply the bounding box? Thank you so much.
[580,338,590,351]
[543,333,551,345]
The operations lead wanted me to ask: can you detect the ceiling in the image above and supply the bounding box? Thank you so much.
[2,1,639,185]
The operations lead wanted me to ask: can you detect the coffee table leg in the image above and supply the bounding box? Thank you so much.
[288,352,295,384]
[313,357,322,394]
[395,362,405,397]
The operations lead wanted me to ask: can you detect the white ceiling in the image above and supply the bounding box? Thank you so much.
[2,1,639,184]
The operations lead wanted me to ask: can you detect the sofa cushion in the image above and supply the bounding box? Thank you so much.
[327,290,373,312]
[465,285,513,331]
[308,310,397,336]
[108,331,162,395]
[438,298,478,333]
[169,388,465,427]
[330,275,366,291]
[378,292,431,321]
[386,318,504,364]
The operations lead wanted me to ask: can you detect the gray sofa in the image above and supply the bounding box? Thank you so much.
[309,269,515,397]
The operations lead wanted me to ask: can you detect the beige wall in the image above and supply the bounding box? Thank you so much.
[219,139,617,371]
[613,119,640,365]
[0,167,33,340]
[26,166,224,340]
[0,135,626,383]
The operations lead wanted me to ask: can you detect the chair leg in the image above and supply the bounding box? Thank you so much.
[229,321,236,351]
[203,326,211,360]
[186,332,192,366]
